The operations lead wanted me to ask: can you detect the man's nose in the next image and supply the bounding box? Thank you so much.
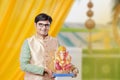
[42,25,46,28]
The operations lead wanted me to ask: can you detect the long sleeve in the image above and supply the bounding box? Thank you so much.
[20,40,44,75]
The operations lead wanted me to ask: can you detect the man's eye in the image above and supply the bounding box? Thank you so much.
[38,23,50,27]
[45,24,50,26]
[39,23,43,26]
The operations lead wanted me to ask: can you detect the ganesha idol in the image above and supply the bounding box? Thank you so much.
[54,46,75,74]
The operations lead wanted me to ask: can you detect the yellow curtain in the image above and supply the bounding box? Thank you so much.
[0,0,74,80]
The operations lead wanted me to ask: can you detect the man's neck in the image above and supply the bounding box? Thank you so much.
[36,33,48,39]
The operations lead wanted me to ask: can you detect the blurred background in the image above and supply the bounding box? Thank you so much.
[0,0,120,80]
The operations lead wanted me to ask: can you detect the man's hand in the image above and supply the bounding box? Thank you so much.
[44,68,53,78]
[72,68,79,77]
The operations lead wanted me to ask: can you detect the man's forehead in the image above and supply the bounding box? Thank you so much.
[37,20,50,24]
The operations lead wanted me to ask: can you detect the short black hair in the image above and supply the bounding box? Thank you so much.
[34,13,52,24]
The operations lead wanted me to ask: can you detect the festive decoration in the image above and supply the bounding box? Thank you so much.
[85,0,95,53]
[85,0,95,29]
[85,19,95,29]
[112,0,120,46]
[54,46,73,73]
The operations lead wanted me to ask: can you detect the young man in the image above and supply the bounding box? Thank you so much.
[20,13,78,80]
[20,13,58,80]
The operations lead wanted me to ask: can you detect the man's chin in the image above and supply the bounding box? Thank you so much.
[40,33,48,36]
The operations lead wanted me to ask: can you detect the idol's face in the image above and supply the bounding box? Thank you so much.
[60,51,66,60]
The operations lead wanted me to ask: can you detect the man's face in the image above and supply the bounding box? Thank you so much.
[35,20,50,36]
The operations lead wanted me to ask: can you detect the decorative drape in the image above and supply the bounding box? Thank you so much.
[0,0,74,80]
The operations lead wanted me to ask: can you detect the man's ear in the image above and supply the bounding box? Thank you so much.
[34,23,37,27]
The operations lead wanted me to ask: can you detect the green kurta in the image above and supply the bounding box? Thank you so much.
[20,40,44,75]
